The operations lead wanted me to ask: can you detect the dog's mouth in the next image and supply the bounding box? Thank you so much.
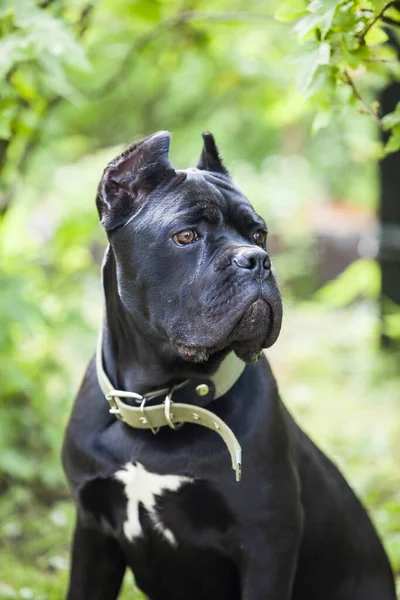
[231,298,270,341]
[174,297,281,364]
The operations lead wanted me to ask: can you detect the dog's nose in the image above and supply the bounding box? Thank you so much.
[233,247,271,272]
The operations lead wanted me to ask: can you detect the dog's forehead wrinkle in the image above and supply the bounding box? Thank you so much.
[176,169,229,203]
[147,170,260,229]
[235,203,266,229]
[148,181,227,225]
[143,200,220,228]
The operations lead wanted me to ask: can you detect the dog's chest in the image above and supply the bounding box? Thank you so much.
[114,462,191,545]
[81,461,236,549]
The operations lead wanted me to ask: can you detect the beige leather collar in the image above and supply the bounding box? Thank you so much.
[96,327,245,481]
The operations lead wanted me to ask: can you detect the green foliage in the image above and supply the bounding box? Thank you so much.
[0,492,144,598]
[384,312,400,338]
[382,299,400,339]
[0,150,104,488]
[316,258,380,305]
[276,0,400,153]
[1,0,395,202]
[316,259,400,343]
[0,0,90,193]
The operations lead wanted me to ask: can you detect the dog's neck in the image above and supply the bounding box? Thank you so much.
[101,246,227,395]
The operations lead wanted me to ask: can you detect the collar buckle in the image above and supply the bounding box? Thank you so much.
[105,393,123,419]
[106,390,144,420]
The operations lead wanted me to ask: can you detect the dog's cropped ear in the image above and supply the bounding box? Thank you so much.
[97,131,175,231]
[196,132,229,176]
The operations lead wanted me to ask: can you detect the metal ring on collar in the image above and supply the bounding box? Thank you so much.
[164,392,184,430]
[140,397,159,435]
[164,393,177,429]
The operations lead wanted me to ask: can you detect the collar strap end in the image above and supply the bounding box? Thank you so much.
[235,449,242,482]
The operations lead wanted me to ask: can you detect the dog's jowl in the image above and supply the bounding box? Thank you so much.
[62,131,396,600]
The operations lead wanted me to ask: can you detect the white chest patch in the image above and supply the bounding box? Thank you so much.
[114,462,191,546]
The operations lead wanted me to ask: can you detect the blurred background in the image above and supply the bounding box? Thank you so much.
[0,0,399,598]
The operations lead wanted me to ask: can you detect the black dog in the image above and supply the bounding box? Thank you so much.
[62,131,396,600]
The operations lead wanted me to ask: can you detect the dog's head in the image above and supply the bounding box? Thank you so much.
[96,131,282,363]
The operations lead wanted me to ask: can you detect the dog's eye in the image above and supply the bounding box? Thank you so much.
[172,229,199,246]
[253,230,267,247]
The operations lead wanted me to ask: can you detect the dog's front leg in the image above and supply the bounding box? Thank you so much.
[66,519,126,600]
[239,536,299,600]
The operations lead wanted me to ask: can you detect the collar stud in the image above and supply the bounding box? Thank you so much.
[196,383,210,396]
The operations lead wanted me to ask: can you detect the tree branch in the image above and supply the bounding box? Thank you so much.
[359,1,400,43]
[95,10,275,97]
[365,57,400,63]
[76,3,93,37]
[344,69,383,127]
[179,10,275,23]
[381,15,400,26]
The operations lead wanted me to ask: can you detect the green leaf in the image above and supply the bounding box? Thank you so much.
[384,125,400,154]
[275,0,308,22]
[0,33,30,80]
[296,42,331,94]
[342,46,363,69]
[364,26,389,46]
[308,2,338,36]
[294,0,339,40]
[371,0,387,10]
[343,31,362,54]
[37,51,82,102]
[0,100,17,140]
[383,313,400,339]
[308,0,341,10]
[311,109,332,134]
[305,64,335,102]
[0,0,13,18]
[294,13,321,37]
[319,7,336,39]
[316,259,380,306]
[13,1,91,73]
[381,103,400,131]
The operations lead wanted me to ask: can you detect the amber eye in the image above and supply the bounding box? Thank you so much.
[253,229,267,247]
[172,229,199,245]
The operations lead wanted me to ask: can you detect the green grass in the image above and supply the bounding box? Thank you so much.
[0,494,143,599]
[0,500,142,599]
[0,303,399,599]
